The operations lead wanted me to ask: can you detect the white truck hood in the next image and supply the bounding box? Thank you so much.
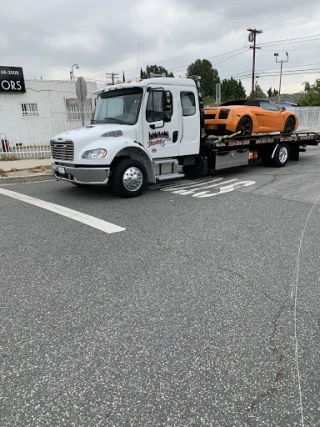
[50,124,141,165]
[51,124,136,146]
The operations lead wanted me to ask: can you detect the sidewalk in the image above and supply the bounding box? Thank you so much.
[0,158,54,184]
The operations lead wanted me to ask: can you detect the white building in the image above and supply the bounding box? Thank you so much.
[0,78,97,153]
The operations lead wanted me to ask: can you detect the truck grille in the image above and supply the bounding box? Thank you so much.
[50,140,74,161]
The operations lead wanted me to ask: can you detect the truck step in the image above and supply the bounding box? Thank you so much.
[153,158,177,165]
[156,173,184,182]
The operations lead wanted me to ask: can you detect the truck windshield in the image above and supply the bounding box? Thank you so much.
[92,88,143,125]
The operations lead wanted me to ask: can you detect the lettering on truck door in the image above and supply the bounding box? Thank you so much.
[143,86,179,159]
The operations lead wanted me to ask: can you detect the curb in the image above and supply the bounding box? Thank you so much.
[0,173,55,185]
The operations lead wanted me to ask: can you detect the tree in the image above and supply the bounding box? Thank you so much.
[249,84,267,98]
[267,87,279,97]
[297,79,320,106]
[303,81,311,93]
[187,59,219,98]
[140,65,174,79]
[220,77,246,102]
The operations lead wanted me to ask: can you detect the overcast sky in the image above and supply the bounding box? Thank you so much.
[2,0,320,95]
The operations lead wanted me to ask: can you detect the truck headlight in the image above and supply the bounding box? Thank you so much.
[82,149,107,159]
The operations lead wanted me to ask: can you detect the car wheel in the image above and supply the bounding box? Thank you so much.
[273,143,290,167]
[236,116,253,136]
[111,159,148,197]
[284,116,295,134]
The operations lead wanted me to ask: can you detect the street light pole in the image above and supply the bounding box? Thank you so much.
[274,52,289,105]
[70,63,79,81]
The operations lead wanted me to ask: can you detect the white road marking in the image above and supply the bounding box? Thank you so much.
[171,179,237,195]
[160,177,255,198]
[161,177,224,192]
[0,188,125,234]
[194,181,256,199]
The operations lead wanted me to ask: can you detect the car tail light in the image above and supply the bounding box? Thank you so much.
[219,109,230,119]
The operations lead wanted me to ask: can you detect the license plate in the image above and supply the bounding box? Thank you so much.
[58,166,65,174]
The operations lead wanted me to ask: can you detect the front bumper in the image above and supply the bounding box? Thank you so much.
[52,163,111,185]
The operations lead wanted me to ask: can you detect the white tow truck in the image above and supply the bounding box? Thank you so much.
[50,76,320,197]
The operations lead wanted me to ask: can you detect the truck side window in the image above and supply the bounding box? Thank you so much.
[181,92,196,116]
[146,90,173,123]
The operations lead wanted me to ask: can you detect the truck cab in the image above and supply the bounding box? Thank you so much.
[50,77,202,197]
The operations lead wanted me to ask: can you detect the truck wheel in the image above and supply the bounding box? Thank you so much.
[111,159,147,197]
[182,165,197,177]
[273,144,290,167]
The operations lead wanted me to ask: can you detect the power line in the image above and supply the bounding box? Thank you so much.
[263,17,320,31]
[258,33,320,48]
[121,33,247,74]
[168,47,248,73]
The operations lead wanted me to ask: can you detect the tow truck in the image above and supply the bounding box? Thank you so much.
[50,76,320,197]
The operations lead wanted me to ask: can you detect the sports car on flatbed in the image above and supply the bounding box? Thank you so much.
[204,98,298,136]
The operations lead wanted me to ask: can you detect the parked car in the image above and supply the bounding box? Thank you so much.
[204,98,298,136]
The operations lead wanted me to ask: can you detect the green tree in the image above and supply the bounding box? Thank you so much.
[187,59,219,98]
[298,79,320,106]
[249,84,267,98]
[140,65,174,79]
[268,88,278,97]
[220,77,246,102]
[303,81,311,93]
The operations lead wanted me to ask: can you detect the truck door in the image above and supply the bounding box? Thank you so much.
[143,85,180,159]
[178,87,201,155]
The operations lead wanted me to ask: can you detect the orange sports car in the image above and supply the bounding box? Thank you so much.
[204,99,298,136]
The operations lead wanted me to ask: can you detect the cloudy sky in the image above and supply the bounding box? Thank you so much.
[2,0,320,96]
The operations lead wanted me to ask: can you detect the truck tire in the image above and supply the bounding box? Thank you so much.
[111,159,148,197]
[273,143,290,167]
[182,165,197,177]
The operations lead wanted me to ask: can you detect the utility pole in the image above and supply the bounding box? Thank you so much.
[247,28,262,98]
[274,52,289,105]
[106,72,119,85]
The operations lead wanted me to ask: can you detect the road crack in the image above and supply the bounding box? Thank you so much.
[246,302,287,426]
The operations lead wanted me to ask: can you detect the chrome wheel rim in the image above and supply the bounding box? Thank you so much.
[122,167,143,192]
[279,147,288,163]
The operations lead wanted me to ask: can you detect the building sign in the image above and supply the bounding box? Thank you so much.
[0,66,26,93]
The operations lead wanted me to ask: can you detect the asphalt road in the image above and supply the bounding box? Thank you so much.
[1,148,320,427]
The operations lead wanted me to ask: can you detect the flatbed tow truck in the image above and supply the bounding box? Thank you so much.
[50,76,320,197]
